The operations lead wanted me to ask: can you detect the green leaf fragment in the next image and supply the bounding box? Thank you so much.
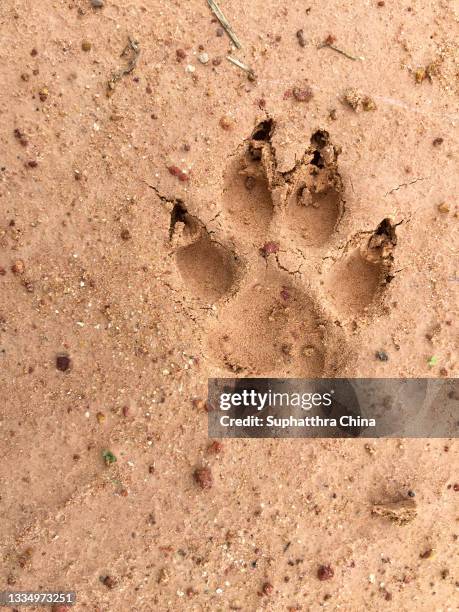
[102,449,117,465]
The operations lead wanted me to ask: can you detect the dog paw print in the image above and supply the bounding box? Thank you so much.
[170,121,397,377]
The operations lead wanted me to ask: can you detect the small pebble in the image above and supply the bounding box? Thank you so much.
[296,29,306,47]
[317,565,334,581]
[437,202,450,213]
[168,165,189,182]
[198,52,209,64]
[260,241,279,257]
[14,128,28,146]
[432,137,444,146]
[39,87,49,101]
[11,259,25,275]
[262,582,274,596]
[414,67,426,83]
[207,440,223,454]
[81,40,92,52]
[120,228,131,240]
[91,0,104,7]
[292,86,313,102]
[56,354,71,372]
[219,115,234,130]
[101,575,117,589]
[420,548,435,560]
[375,350,389,361]
[194,466,213,489]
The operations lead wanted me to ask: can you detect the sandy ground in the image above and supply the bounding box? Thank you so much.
[0,0,458,610]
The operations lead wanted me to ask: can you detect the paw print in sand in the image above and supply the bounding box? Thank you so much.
[171,120,397,377]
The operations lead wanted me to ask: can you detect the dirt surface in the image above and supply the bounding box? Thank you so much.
[0,0,458,610]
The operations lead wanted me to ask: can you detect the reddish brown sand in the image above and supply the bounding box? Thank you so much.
[0,0,458,610]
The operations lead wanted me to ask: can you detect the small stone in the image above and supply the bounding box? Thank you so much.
[101,575,117,589]
[96,412,106,424]
[198,52,209,64]
[432,137,444,146]
[317,565,334,581]
[192,398,207,411]
[81,40,92,52]
[324,34,337,45]
[207,440,223,454]
[453,483,459,492]
[420,548,435,560]
[27,160,38,168]
[157,567,170,584]
[14,128,28,146]
[11,259,25,275]
[262,582,274,596]
[441,569,450,579]
[343,88,376,112]
[56,354,71,372]
[219,115,234,131]
[194,466,213,489]
[168,165,189,182]
[375,350,389,361]
[216,27,224,37]
[414,67,426,83]
[260,241,279,257]
[407,490,416,497]
[296,29,306,47]
[91,0,104,7]
[437,202,450,213]
[120,228,131,240]
[212,56,222,66]
[292,85,313,102]
[362,95,377,111]
[176,48,186,61]
[38,86,49,101]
